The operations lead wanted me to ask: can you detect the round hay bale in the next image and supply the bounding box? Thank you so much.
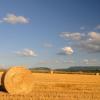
[3,66,33,95]
[0,72,4,85]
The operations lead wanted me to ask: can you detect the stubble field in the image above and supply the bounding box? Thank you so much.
[0,73,100,100]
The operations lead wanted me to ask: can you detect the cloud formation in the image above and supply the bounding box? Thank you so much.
[89,32,100,40]
[60,31,100,53]
[60,32,81,40]
[79,32,100,53]
[1,14,29,24]
[58,46,74,55]
[16,49,37,57]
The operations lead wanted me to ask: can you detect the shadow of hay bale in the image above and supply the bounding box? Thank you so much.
[0,71,7,92]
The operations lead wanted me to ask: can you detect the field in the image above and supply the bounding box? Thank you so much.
[0,73,100,100]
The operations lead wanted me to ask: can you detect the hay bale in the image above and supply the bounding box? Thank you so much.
[0,72,4,85]
[96,73,99,76]
[3,66,33,95]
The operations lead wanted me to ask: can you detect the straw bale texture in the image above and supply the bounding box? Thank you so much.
[3,67,33,95]
[0,72,4,85]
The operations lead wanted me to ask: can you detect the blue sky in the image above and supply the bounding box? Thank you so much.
[0,0,100,68]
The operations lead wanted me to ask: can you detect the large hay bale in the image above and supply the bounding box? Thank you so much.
[0,72,4,85]
[3,66,33,95]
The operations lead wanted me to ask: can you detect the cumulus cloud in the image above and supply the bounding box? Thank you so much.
[59,30,100,53]
[79,32,100,53]
[60,31,100,53]
[58,46,74,55]
[60,32,81,40]
[1,14,29,24]
[89,32,100,40]
[16,49,37,57]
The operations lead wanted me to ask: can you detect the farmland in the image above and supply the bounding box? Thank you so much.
[0,73,100,100]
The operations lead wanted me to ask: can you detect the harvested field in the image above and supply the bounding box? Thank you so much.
[0,73,100,100]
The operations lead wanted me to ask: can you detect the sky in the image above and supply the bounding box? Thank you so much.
[0,0,100,68]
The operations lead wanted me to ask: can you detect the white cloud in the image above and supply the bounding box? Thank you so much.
[58,46,74,55]
[16,49,37,57]
[62,47,74,54]
[2,14,29,24]
[67,31,100,53]
[79,32,100,53]
[89,32,100,40]
[60,32,81,40]
[60,31,100,53]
